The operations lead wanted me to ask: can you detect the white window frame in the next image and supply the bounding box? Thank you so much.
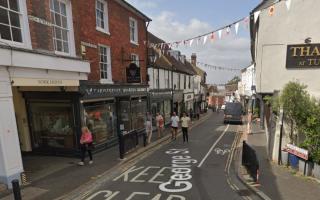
[0,0,31,48]
[50,0,76,56]
[164,70,169,88]
[131,53,139,67]
[99,44,112,84]
[95,0,109,34]
[129,17,138,45]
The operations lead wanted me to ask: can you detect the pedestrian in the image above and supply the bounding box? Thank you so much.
[156,112,164,138]
[170,112,179,140]
[78,126,94,166]
[181,112,191,143]
[145,112,153,144]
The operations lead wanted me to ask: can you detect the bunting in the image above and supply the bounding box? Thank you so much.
[286,0,292,11]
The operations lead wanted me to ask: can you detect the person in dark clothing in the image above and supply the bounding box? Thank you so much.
[180,112,191,143]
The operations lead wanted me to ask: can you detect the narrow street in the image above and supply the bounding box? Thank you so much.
[70,112,258,200]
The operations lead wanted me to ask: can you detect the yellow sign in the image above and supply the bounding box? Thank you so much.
[12,78,79,86]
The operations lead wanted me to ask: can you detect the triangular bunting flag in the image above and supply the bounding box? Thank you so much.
[226,26,231,35]
[286,0,291,11]
[203,35,208,45]
[235,23,239,35]
[189,39,194,47]
[210,32,215,41]
[254,11,261,23]
[218,30,222,39]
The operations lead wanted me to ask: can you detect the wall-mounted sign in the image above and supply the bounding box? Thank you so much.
[12,78,79,86]
[28,15,53,27]
[126,63,141,83]
[150,90,172,100]
[285,144,308,160]
[184,93,194,102]
[80,82,148,99]
[81,41,97,49]
[286,44,320,68]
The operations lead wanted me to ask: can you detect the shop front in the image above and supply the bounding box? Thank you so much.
[184,92,194,114]
[80,82,148,151]
[173,90,184,116]
[149,90,172,126]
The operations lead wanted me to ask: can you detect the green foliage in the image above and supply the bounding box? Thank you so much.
[227,76,240,85]
[279,81,320,164]
[264,95,280,114]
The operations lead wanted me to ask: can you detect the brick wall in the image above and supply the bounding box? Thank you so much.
[72,0,148,84]
[27,0,54,51]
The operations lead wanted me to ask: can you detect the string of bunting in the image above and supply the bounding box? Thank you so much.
[187,59,240,72]
[146,0,293,50]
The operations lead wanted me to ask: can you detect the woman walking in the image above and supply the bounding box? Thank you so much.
[145,112,153,144]
[78,126,94,166]
[156,113,164,138]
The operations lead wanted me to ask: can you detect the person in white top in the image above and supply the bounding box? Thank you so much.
[170,112,179,140]
[180,112,191,143]
[156,113,164,138]
[145,112,153,144]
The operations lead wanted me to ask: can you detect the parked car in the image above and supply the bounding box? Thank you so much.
[223,102,243,124]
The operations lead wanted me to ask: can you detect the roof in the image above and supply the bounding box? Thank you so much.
[191,63,206,77]
[164,54,195,75]
[117,0,152,21]
[148,32,165,44]
[252,0,277,13]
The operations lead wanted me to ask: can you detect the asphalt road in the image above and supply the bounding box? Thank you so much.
[74,112,259,200]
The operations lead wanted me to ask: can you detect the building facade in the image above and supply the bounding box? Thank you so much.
[0,0,91,187]
[75,0,151,150]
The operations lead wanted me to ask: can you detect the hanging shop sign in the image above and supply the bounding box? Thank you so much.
[126,63,141,83]
[80,82,148,99]
[286,44,320,68]
[285,144,308,160]
[184,93,194,102]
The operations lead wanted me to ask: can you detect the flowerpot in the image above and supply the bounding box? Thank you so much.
[313,163,320,179]
[281,151,288,166]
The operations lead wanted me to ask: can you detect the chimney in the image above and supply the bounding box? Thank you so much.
[191,53,197,65]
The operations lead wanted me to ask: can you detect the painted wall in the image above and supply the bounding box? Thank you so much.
[255,0,320,97]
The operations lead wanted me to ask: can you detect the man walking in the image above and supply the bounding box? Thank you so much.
[170,112,179,140]
[181,112,191,143]
[156,113,164,138]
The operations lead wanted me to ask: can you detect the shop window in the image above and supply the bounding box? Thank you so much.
[84,102,116,145]
[164,100,171,124]
[119,100,131,132]
[29,101,75,150]
[131,99,147,130]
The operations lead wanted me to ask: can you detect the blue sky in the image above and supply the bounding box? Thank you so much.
[127,0,261,84]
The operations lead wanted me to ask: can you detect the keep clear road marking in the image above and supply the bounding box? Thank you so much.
[197,124,230,168]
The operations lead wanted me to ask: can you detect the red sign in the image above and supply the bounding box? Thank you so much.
[285,144,308,160]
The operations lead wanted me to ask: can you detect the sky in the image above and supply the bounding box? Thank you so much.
[126,0,261,85]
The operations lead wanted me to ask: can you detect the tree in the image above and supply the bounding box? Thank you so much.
[226,76,240,85]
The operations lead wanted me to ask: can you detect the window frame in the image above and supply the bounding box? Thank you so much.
[129,17,138,45]
[95,0,109,34]
[98,44,112,83]
[50,0,76,56]
[0,0,31,48]
[131,53,139,67]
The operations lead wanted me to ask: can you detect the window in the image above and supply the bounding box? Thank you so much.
[95,0,109,33]
[50,0,70,53]
[184,75,187,89]
[131,53,139,67]
[165,70,169,88]
[0,0,22,42]
[154,68,159,89]
[189,76,191,89]
[129,17,138,44]
[131,99,147,130]
[99,45,111,80]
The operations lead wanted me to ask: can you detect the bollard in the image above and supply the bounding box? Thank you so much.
[12,179,22,200]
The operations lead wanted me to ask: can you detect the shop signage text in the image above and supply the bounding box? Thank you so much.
[28,15,53,27]
[285,144,308,160]
[287,44,320,68]
[81,41,97,49]
[184,93,194,102]
[12,78,79,86]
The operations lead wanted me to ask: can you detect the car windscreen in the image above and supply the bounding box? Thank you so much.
[225,103,242,115]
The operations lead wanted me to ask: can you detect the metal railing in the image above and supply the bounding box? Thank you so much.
[242,141,260,182]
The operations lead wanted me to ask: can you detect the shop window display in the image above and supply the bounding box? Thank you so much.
[84,103,116,145]
[131,99,147,130]
[29,102,74,149]
[119,100,131,132]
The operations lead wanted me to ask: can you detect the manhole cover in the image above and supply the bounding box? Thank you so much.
[237,189,251,196]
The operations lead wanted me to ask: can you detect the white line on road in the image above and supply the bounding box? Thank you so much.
[197,124,230,168]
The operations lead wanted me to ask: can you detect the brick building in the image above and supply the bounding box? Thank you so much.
[0,0,90,187]
[74,0,151,150]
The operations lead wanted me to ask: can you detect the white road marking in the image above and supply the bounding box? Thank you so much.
[197,124,230,168]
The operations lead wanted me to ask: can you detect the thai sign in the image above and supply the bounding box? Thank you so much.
[286,44,320,68]
[285,144,308,160]
[127,63,141,83]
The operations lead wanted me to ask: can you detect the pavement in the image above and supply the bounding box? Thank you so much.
[54,111,260,200]
[238,121,320,200]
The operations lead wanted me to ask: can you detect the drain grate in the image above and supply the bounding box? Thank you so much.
[237,189,251,196]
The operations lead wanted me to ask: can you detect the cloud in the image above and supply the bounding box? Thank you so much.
[149,11,252,84]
